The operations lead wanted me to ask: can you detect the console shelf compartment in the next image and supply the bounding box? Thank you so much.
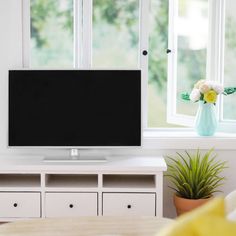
[102,174,156,189]
[45,174,98,188]
[0,174,41,188]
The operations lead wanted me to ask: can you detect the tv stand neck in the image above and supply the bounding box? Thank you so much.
[43,149,107,163]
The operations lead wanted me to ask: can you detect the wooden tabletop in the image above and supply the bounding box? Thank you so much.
[0,217,172,236]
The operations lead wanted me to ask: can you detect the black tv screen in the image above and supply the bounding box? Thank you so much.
[8,70,141,147]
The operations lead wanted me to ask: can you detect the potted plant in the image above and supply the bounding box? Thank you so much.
[165,149,227,216]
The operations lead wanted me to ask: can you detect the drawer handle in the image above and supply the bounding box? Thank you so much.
[69,204,74,208]
[127,204,132,209]
[13,203,18,208]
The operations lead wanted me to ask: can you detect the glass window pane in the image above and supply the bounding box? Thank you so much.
[223,0,236,120]
[176,0,208,116]
[93,0,139,68]
[148,0,176,127]
[30,0,73,67]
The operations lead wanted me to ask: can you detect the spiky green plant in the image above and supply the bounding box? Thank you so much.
[165,149,227,199]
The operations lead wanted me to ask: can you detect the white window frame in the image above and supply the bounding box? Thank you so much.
[218,0,236,131]
[82,0,92,69]
[167,0,209,127]
[166,0,194,127]
[73,0,82,68]
[206,0,236,132]
[139,0,150,129]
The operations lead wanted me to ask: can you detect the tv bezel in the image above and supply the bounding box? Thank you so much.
[7,69,143,149]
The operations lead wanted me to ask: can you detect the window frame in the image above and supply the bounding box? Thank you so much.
[218,0,236,128]
[73,0,82,68]
[139,0,150,129]
[82,0,92,68]
[206,0,236,131]
[167,0,209,127]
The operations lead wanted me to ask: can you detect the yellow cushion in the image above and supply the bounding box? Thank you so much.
[157,198,236,236]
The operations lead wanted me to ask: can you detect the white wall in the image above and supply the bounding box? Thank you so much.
[0,0,22,151]
[0,0,236,218]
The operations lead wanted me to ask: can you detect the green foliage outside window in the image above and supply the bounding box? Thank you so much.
[31,0,73,48]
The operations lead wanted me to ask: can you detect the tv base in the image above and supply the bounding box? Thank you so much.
[43,156,107,163]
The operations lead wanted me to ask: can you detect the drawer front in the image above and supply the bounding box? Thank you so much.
[103,193,156,216]
[45,192,98,217]
[0,192,41,218]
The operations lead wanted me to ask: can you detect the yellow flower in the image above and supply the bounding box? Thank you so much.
[204,90,217,103]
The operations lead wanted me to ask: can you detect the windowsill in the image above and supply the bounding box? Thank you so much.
[143,129,236,150]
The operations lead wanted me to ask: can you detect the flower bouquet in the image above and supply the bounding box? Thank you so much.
[181,80,236,136]
[181,80,236,104]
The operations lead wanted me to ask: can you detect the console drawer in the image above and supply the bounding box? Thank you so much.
[0,192,41,218]
[45,192,98,217]
[102,193,156,216]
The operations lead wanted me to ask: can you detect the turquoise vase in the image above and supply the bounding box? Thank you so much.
[194,101,218,136]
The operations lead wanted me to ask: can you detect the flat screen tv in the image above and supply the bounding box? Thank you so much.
[8,70,141,149]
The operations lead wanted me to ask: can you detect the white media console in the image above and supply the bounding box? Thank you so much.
[0,156,166,222]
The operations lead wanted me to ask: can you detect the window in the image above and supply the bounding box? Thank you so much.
[167,0,209,127]
[148,0,171,128]
[167,0,236,132]
[24,0,236,133]
[223,0,236,121]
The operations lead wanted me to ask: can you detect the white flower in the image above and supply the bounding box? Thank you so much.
[212,83,224,94]
[199,83,210,94]
[205,81,224,94]
[194,80,205,89]
[190,88,201,102]
[205,80,215,89]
